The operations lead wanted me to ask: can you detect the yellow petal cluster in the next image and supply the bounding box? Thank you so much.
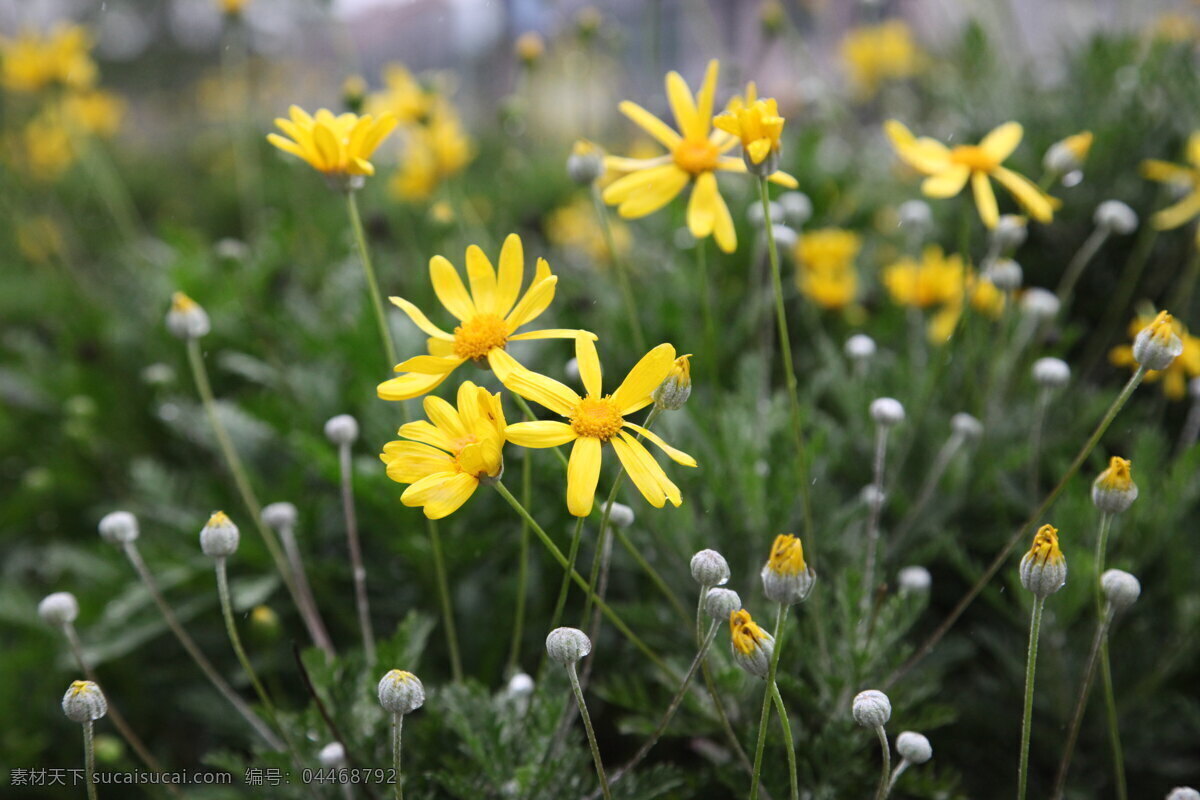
[729,608,769,656]
[1095,457,1134,494]
[267,105,398,180]
[883,245,965,309]
[1,24,97,93]
[765,534,807,577]
[1140,132,1200,233]
[840,21,922,99]
[794,228,861,310]
[380,382,506,519]
[388,100,474,202]
[712,82,785,165]
[1025,524,1064,568]
[1109,312,1200,400]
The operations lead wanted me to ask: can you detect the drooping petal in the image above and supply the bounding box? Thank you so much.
[377,370,454,401]
[494,233,524,318]
[382,442,456,484]
[266,133,305,159]
[464,245,498,315]
[617,101,682,150]
[614,168,690,219]
[429,255,477,321]
[566,436,603,517]
[687,171,720,238]
[1151,191,1200,230]
[486,347,523,383]
[710,183,737,253]
[603,164,689,205]
[392,355,463,375]
[884,120,952,174]
[575,335,603,397]
[921,165,970,198]
[622,422,698,467]
[971,172,999,229]
[611,343,677,413]
[504,367,581,416]
[389,296,453,340]
[612,432,682,508]
[991,167,1055,223]
[402,472,478,519]
[505,420,578,447]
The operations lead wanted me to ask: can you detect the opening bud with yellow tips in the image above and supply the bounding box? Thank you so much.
[1133,310,1185,370]
[760,534,816,605]
[1019,524,1067,598]
[200,511,240,558]
[377,669,425,715]
[1092,456,1138,514]
[62,680,107,723]
[653,354,692,410]
[165,292,210,340]
[729,608,774,678]
[567,139,605,185]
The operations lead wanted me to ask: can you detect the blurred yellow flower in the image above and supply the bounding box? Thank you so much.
[1,25,97,93]
[61,90,125,138]
[388,101,473,201]
[267,105,398,184]
[604,60,798,253]
[219,0,249,14]
[927,273,1006,343]
[378,234,592,401]
[380,381,506,519]
[16,215,65,265]
[504,338,697,517]
[794,228,861,310]
[515,31,545,64]
[799,268,858,310]
[1110,312,1200,400]
[712,82,785,167]
[13,110,76,182]
[367,63,435,125]
[342,74,368,112]
[545,196,632,263]
[1141,132,1200,231]
[885,120,1056,229]
[841,21,922,99]
[882,245,965,308]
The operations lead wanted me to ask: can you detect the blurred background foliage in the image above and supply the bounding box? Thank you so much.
[2,0,1200,798]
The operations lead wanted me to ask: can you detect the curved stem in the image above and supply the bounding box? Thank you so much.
[1017,596,1046,800]
[507,450,533,675]
[750,605,789,800]
[770,683,799,800]
[568,663,613,800]
[345,191,398,368]
[215,559,278,723]
[1055,227,1110,310]
[83,720,98,800]
[885,365,1147,689]
[591,183,645,352]
[873,726,892,800]
[426,519,462,682]
[1051,607,1112,799]
[338,441,375,663]
[277,522,329,663]
[894,432,963,545]
[861,423,890,618]
[392,712,404,800]
[885,758,911,797]
[1099,635,1127,800]
[551,516,587,633]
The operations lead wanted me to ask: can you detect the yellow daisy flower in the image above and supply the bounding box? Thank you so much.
[380,381,506,519]
[794,228,861,310]
[388,101,474,202]
[377,234,592,401]
[926,272,1005,343]
[840,21,922,100]
[366,63,435,125]
[503,337,697,517]
[603,60,798,253]
[882,245,965,309]
[267,105,398,184]
[712,82,785,169]
[1141,132,1200,231]
[1,24,97,93]
[1109,312,1200,400]
[885,120,1056,229]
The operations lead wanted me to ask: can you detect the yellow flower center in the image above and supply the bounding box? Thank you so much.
[570,396,625,441]
[730,609,767,655]
[673,138,720,175]
[1146,310,1178,345]
[453,314,509,361]
[767,534,807,576]
[1097,457,1133,491]
[949,145,999,172]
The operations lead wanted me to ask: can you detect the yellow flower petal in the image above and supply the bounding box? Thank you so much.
[622,422,697,467]
[884,119,951,174]
[603,164,687,206]
[377,371,454,401]
[991,166,1054,223]
[422,394,468,440]
[429,255,477,322]
[980,121,1023,163]
[505,420,578,447]
[611,343,677,413]
[494,233,524,318]
[486,347,523,383]
[567,436,603,517]
[613,431,682,507]
[693,60,719,136]
[465,245,498,315]
[971,172,999,229]
[575,335,603,397]
[508,328,597,341]
[382,442,455,484]
[617,101,682,150]
[666,70,702,141]
[398,420,456,452]
[505,368,581,417]
[921,165,970,198]
[389,296,453,340]
[1151,191,1200,230]
[505,275,557,332]
[687,171,720,238]
[1141,159,1193,184]
[393,355,462,375]
[402,472,478,519]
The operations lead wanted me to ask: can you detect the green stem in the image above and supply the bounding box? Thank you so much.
[591,183,645,352]
[492,481,677,680]
[1051,609,1112,800]
[338,442,376,664]
[750,604,789,800]
[1100,636,1127,800]
[885,365,1148,689]
[552,516,587,632]
[1017,596,1045,800]
[759,176,814,543]
[215,559,279,725]
[507,450,533,674]
[346,191,398,369]
[567,663,613,800]
[581,478,622,627]
[873,725,891,800]
[83,721,98,800]
[426,518,463,682]
[770,683,799,800]
[392,712,404,800]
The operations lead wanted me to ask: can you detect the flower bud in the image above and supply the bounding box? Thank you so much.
[1094,200,1138,235]
[852,689,891,727]
[318,742,346,768]
[990,215,1028,251]
[760,534,816,605]
[505,672,535,699]
[897,565,931,593]
[567,140,605,185]
[342,75,367,114]
[1092,456,1138,514]
[860,484,885,512]
[1101,569,1141,612]
[986,258,1023,292]
[845,334,876,362]
[897,199,933,233]
[653,355,692,411]
[896,731,932,763]
[324,414,359,446]
[729,609,774,678]
[1032,357,1071,390]
[261,501,298,530]
[771,224,798,251]
[747,201,785,229]
[62,680,107,723]
[705,587,742,620]
[98,511,139,544]
[779,191,813,227]
[1132,310,1184,370]
[39,592,79,626]
[546,627,591,665]
[607,501,635,528]
[870,397,905,427]
[165,292,211,340]
[1020,288,1060,321]
[1043,136,1089,174]
[950,412,983,441]
[1019,524,1067,598]
[691,549,731,587]
[514,31,545,65]
[1167,788,1200,800]
[200,511,240,558]
[377,669,425,714]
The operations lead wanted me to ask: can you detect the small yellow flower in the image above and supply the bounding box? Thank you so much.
[1,24,97,93]
[366,63,434,125]
[840,21,922,99]
[380,381,506,519]
[925,272,1005,344]
[515,31,545,64]
[378,234,590,401]
[504,337,698,517]
[882,245,965,309]
[61,89,125,138]
[885,120,1056,229]
[12,110,76,182]
[603,60,798,253]
[1109,312,1200,400]
[267,105,398,183]
[1095,456,1134,493]
[794,228,861,310]
[766,534,807,575]
[1141,132,1200,231]
[388,101,474,202]
[729,608,770,655]
[799,268,858,310]
[712,82,785,168]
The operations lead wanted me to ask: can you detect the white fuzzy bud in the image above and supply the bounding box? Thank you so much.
[200,511,240,558]
[62,680,107,723]
[1101,569,1141,612]
[98,511,139,544]
[1133,316,1185,370]
[39,592,79,626]
[845,334,876,362]
[990,215,1028,251]
[505,672,534,698]
[318,742,346,768]
[852,689,891,727]
[896,731,932,763]
[897,566,932,593]
[261,502,298,530]
[1167,788,1200,800]
[747,201,784,228]
[165,293,211,340]
[1020,288,1060,321]
[897,199,933,232]
[691,549,731,587]
[870,397,905,427]
[705,588,742,620]
[545,627,591,665]
[377,669,425,714]
[861,484,885,512]
[950,413,983,441]
[324,414,359,445]
[779,192,813,227]
[567,147,605,185]
[1094,200,1138,235]
[986,258,1023,292]
[1032,357,1071,389]
[607,502,635,528]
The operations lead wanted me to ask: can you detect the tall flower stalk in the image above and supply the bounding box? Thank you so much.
[326,414,376,663]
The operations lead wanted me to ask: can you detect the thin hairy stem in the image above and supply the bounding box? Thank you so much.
[1099,635,1126,800]
[345,191,398,368]
[426,519,462,682]
[861,424,890,616]
[591,183,645,352]
[1055,226,1110,310]
[507,451,533,675]
[873,726,892,800]
[83,720,98,800]
[276,522,329,663]
[1017,596,1045,800]
[567,663,613,800]
[885,758,912,796]
[392,712,404,800]
[551,516,587,633]
[338,441,376,663]
[1051,607,1113,799]
[769,682,799,800]
[750,605,789,800]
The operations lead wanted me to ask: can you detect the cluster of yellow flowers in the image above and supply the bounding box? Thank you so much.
[881,245,1005,342]
[794,228,861,310]
[840,21,924,99]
